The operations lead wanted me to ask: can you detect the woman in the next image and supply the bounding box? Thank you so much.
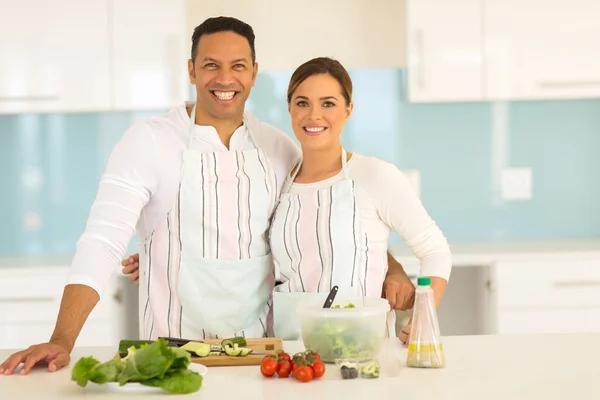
[123,57,452,344]
[268,57,451,343]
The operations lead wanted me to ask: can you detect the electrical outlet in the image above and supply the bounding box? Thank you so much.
[501,167,532,200]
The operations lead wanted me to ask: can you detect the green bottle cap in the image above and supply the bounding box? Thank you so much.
[417,277,431,286]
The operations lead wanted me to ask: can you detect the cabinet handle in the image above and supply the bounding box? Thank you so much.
[0,297,55,302]
[415,29,425,90]
[0,96,59,102]
[552,281,600,288]
[538,81,600,88]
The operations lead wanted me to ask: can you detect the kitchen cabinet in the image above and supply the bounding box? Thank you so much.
[0,267,129,349]
[0,0,111,114]
[405,0,485,102]
[490,258,600,334]
[110,0,190,110]
[184,0,406,71]
[484,0,600,100]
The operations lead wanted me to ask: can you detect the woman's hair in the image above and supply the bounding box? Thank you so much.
[286,57,353,106]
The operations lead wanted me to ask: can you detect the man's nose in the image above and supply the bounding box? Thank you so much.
[215,68,235,85]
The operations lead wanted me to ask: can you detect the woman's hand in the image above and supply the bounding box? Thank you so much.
[121,253,140,285]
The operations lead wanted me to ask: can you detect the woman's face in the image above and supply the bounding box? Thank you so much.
[288,73,353,151]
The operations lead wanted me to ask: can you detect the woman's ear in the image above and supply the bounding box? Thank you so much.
[345,102,354,121]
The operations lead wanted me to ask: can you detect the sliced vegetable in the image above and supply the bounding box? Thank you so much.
[239,347,253,356]
[221,337,247,348]
[360,363,380,379]
[118,340,155,358]
[180,342,211,357]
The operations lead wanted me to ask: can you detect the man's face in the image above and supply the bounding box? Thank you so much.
[188,31,258,121]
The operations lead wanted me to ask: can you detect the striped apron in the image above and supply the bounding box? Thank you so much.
[138,105,278,340]
[269,149,395,340]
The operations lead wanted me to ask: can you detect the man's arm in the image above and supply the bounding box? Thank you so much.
[382,252,415,311]
[1,122,158,375]
[0,285,99,375]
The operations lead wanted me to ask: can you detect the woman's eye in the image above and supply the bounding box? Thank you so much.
[323,101,335,107]
[296,101,308,107]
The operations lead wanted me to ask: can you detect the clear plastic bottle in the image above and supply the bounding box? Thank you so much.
[406,277,445,368]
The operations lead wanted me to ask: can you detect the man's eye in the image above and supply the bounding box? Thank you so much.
[204,63,217,68]
[233,64,246,69]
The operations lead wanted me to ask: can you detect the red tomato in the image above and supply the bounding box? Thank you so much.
[261,357,278,377]
[295,366,314,383]
[277,352,291,363]
[312,360,325,378]
[277,360,292,378]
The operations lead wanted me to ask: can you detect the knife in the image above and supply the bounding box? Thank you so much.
[158,336,266,355]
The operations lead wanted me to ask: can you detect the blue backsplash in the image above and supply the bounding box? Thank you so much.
[1,68,599,256]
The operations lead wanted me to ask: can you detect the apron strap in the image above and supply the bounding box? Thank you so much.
[188,103,258,148]
[282,148,351,194]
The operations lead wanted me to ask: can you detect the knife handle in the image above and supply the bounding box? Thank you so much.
[322,285,339,308]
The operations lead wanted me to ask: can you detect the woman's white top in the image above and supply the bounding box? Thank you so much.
[285,154,452,281]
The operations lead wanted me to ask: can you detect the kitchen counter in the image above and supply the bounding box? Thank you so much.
[3,239,598,270]
[1,333,599,399]
[389,238,600,276]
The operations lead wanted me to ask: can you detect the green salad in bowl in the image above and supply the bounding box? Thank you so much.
[297,297,390,363]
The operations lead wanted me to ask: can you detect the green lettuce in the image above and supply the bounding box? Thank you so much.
[71,338,202,394]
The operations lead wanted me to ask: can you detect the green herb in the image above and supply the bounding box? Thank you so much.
[331,303,356,309]
[71,338,202,394]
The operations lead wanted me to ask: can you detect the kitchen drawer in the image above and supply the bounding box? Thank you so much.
[0,270,67,300]
[497,308,600,334]
[494,260,600,309]
[0,320,117,350]
[0,292,117,324]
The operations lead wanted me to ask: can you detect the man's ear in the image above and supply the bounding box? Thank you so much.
[188,59,196,84]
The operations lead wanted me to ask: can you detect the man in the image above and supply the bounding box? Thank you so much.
[0,16,415,376]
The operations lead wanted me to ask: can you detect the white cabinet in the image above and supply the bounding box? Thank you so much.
[491,258,600,334]
[485,0,600,100]
[0,0,111,114]
[405,0,485,102]
[110,0,190,110]
[185,0,406,71]
[0,267,128,350]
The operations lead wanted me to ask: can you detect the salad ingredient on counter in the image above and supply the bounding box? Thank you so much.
[119,337,255,359]
[72,339,202,394]
[261,351,326,382]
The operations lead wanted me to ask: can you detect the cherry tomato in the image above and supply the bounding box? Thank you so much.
[312,360,325,378]
[295,366,314,383]
[277,352,291,363]
[261,357,278,377]
[277,360,292,378]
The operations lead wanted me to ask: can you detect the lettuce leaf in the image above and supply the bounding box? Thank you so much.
[71,338,202,394]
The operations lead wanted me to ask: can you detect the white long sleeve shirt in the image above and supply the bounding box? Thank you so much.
[67,102,301,296]
[286,154,452,281]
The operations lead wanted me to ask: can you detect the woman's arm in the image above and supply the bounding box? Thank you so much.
[358,158,452,306]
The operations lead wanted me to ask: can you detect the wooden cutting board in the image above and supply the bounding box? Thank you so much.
[190,338,283,367]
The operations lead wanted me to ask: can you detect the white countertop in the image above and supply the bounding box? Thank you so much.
[1,334,599,399]
[2,239,599,269]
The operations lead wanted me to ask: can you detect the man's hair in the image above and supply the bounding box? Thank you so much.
[191,16,256,64]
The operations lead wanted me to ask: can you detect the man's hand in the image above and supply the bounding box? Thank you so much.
[399,318,412,346]
[121,253,140,285]
[0,342,70,375]
[382,271,415,311]
[383,252,415,311]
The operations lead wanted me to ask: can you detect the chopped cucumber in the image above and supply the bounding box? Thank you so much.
[224,343,242,356]
[181,342,212,357]
[360,364,380,379]
[118,340,155,358]
[239,347,253,356]
[221,337,247,348]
